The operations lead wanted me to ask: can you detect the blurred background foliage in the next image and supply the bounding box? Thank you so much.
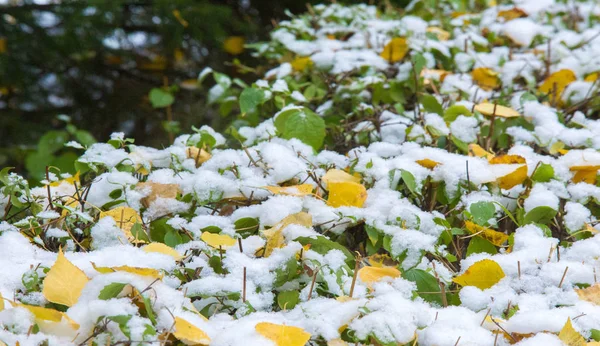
[0,0,409,182]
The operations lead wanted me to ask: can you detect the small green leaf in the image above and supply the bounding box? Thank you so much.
[239,88,264,113]
[149,88,174,108]
[444,105,472,123]
[466,237,498,256]
[412,54,427,77]
[277,291,300,310]
[99,283,127,300]
[234,217,259,237]
[470,201,496,226]
[590,329,600,341]
[531,163,554,183]
[403,268,449,306]
[421,94,443,116]
[524,206,557,225]
[296,236,354,267]
[131,222,150,243]
[400,169,420,196]
[274,107,326,150]
[106,315,132,338]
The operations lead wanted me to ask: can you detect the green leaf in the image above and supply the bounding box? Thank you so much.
[466,236,498,256]
[106,315,132,338]
[38,130,69,155]
[234,217,259,237]
[444,105,472,123]
[274,107,326,150]
[531,163,554,183]
[590,329,600,341]
[524,206,557,225]
[274,258,299,287]
[98,283,127,300]
[296,236,354,267]
[403,268,448,306]
[74,130,96,146]
[277,291,300,310]
[149,88,174,108]
[412,54,427,77]
[421,94,443,116]
[239,88,264,114]
[400,169,420,196]
[164,230,184,247]
[470,201,496,226]
[142,296,156,324]
[131,222,150,243]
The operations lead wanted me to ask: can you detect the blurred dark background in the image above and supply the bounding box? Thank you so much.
[0,0,400,181]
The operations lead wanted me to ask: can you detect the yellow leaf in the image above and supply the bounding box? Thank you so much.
[136,182,181,208]
[49,172,80,187]
[143,242,183,261]
[173,317,211,345]
[366,254,397,268]
[380,37,409,63]
[0,38,6,54]
[569,165,600,184]
[421,69,451,84]
[426,27,450,41]
[472,68,501,91]
[474,102,520,118]
[584,223,599,235]
[201,232,237,249]
[558,318,586,346]
[464,221,509,246]
[584,72,599,83]
[172,10,189,28]
[575,283,600,305]
[265,184,314,196]
[489,155,528,189]
[322,169,361,185]
[327,181,368,208]
[291,57,313,72]
[0,293,4,311]
[223,36,245,55]
[100,206,143,242]
[453,259,505,290]
[468,144,494,159]
[358,266,401,286]
[550,141,567,155]
[259,212,312,257]
[416,158,440,169]
[255,322,311,346]
[42,249,89,307]
[186,147,212,167]
[327,339,348,346]
[539,69,577,96]
[91,263,163,279]
[497,7,527,21]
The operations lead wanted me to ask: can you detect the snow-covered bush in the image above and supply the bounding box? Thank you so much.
[1,1,600,345]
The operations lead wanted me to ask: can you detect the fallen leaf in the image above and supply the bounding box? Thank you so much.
[100,207,143,242]
[464,221,509,246]
[569,165,600,184]
[472,68,501,91]
[49,172,80,187]
[358,266,401,286]
[539,69,577,97]
[173,317,211,345]
[255,322,311,346]
[327,339,348,346]
[474,102,520,118]
[327,182,368,208]
[584,72,599,83]
[497,7,527,21]
[92,263,163,279]
[489,155,528,189]
[291,57,313,72]
[0,292,3,311]
[558,318,586,346]
[223,36,245,55]
[42,249,89,307]
[20,304,80,336]
[186,147,211,167]
[575,283,600,305]
[260,212,312,257]
[264,184,314,196]
[416,158,440,169]
[143,242,183,261]
[453,259,505,289]
[380,37,409,63]
[136,182,181,208]
[584,223,599,235]
[322,169,361,185]
[201,232,237,249]
[469,144,494,159]
[426,27,450,40]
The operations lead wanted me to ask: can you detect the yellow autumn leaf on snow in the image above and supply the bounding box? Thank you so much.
[358,266,401,286]
[42,249,89,307]
[380,37,409,63]
[426,27,450,40]
[223,36,245,55]
[91,263,163,279]
[539,69,577,96]
[20,304,79,330]
[265,184,314,197]
[569,165,600,184]
[584,72,599,83]
[472,68,501,91]
[100,206,143,242]
[558,318,586,346]
[584,223,599,235]
[575,283,600,305]
[291,57,313,72]
[322,169,361,185]
[469,144,494,159]
[186,147,212,167]
[366,254,397,268]
[489,154,528,190]
[173,317,211,345]
[259,212,312,257]
[136,182,181,208]
[550,141,569,155]
[255,322,311,346]
[49,172,80,187]
[0,292,4,311]
[497,7,527,21]
[464,221,509,246]
[327,339,348,346]
[327,182,368,208]
[474,102,520,118]
[416,158,440,169]
[201,232,237,249]
[453,259,505,290]
[143,242,183,261]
